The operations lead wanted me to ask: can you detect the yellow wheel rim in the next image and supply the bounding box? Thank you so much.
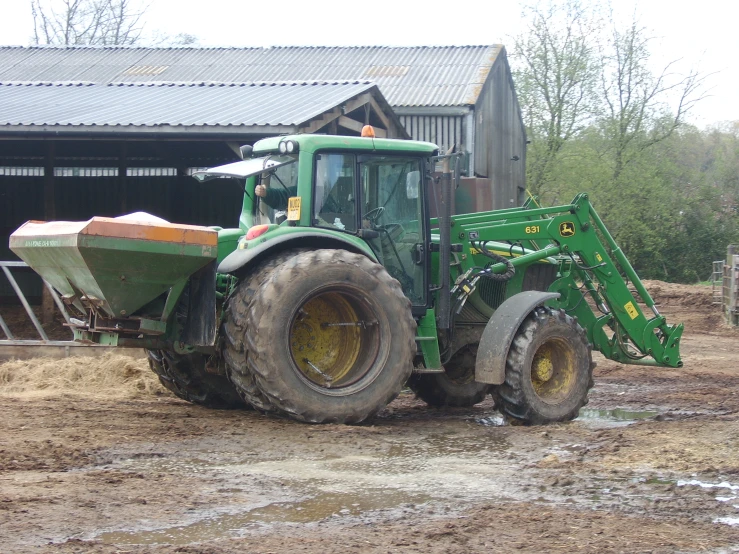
[289,290,375,389]
[531,338,576,404]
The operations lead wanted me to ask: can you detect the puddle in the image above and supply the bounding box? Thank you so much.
[96,489,431,545]
[677,479,739,492]
[476,415,507,427]
[714,516,739,526]
[87,430,521,546]
[677,479,739,526]
[475,409,660,428]
[576,408,659,427]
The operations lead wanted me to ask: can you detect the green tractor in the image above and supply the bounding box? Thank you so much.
[10,133,683,424]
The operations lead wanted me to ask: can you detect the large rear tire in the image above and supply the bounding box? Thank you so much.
[223,249,416,424]
[146,349,244,409]
[409,344,491,407]
[492,307,594,424]
[220,251,301,413]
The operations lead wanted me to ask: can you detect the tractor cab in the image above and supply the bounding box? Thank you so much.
[193,133,438,308]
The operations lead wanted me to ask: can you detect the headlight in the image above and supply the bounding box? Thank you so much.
[279,140,298,154]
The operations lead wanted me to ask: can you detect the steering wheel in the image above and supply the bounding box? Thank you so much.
[364,206,385,224]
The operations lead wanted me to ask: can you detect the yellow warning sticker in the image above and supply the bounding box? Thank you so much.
[624,301,639,320]
[287,197,301,221]
[595,252,603,262]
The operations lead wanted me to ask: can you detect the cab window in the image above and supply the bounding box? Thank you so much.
[314,153,357,232]
[253,158,299,224]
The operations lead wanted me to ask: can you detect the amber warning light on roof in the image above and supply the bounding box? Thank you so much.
[361,125,376,138]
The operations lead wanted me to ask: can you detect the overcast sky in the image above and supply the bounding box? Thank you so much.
[1,0,737,127]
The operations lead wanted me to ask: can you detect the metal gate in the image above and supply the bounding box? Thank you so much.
[712,260,724,305]
[0,261,75,345]
[715,245,739,327]
[724,251,739,327]
[0,261,99,359]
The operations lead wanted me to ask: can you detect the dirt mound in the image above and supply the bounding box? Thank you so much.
[639,280,734,335]
[0,352,168,398]
[642,280,714,308]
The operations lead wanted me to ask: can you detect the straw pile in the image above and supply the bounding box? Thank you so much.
[0,352,168,398]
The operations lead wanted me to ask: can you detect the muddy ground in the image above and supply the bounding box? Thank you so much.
[1,281,738,553]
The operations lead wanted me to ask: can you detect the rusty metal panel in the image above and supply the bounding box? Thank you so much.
[455,177,493,214]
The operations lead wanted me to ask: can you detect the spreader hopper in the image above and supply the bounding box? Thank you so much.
[10,213,217,319]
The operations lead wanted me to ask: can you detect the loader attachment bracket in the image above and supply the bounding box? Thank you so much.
[475,291,560,385]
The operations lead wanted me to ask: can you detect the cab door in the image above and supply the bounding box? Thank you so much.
[358,155,427,307]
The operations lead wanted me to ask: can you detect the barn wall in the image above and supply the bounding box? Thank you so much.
[398,114,465,156]
[473,49,527,210]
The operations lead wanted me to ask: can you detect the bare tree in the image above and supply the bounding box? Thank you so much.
[149,31,200,47]
[600,15,709,180]
[31,0,147,46]
[512,0,602,195]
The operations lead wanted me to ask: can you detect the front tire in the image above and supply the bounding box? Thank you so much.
[492,308,594,424]
[409,344,491,407]
[224,249,416,424]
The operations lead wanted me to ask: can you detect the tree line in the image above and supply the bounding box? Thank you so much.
[512,0,737,283]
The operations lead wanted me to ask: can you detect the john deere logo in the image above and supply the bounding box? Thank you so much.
[559,222,576,237]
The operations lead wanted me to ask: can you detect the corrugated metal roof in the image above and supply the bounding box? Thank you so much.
[0,45,502,107]
[0,81,376,129]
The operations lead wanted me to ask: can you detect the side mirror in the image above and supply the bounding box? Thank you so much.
[239,145,253,160]
[406,171,420,199]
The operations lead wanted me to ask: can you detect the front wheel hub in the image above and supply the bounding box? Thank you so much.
[532,350,554,382]
[531,338,576,404]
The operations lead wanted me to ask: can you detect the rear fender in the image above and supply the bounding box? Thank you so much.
[475,291,560,384]
[217,231,378,276]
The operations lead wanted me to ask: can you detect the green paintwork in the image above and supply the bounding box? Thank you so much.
[252,134,438,157]
[235,222,378,261]
[415,309,441,371]
[217,228,245,264]
[440,193,683,368]
[74,329,119,345]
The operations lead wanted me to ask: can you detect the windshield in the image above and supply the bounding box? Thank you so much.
[253,156,300,224]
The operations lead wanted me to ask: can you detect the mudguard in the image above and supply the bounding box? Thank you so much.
[475,291,560,385]
[218,231,378,275]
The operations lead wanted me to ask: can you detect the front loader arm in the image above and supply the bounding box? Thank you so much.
[454,193,683,368]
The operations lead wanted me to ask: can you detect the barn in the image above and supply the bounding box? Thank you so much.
[0,45,526,327]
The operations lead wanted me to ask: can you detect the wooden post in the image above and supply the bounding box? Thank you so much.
[118,142,128,215]
[729,245,738,326]
[41,142,56,324]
